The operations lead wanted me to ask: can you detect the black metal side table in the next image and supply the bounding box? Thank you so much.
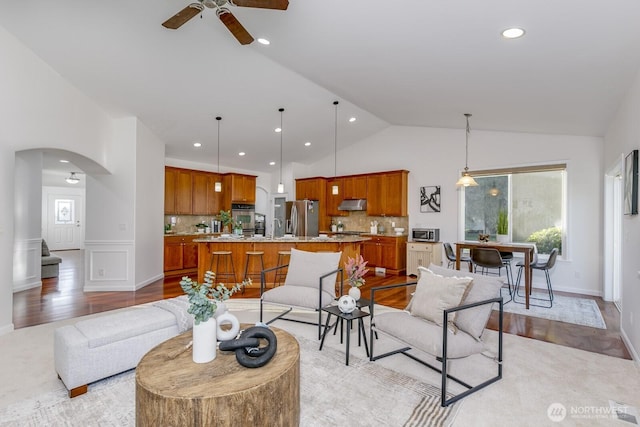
[319,305,370,366]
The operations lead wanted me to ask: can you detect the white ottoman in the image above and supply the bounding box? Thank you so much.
[54,298,191,397]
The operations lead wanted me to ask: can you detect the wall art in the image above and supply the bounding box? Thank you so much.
[420,185,441,213]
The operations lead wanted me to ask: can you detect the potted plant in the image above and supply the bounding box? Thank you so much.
[218,210,232,233]
[496,209,509,243]
[180,271,249,363]
[344,254,368,301]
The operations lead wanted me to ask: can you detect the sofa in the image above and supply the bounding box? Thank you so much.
[41,239,62,279]
[54,297,192,397]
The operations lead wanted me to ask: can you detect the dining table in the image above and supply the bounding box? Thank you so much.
[455,241,536,309]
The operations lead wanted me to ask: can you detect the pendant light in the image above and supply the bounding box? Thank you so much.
[332,101,339,195]
[65,172,79,184]
[277,108,285,194]
[214,116,222,192]
[456,113,479,187]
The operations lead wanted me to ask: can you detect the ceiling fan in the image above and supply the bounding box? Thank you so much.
[162,0,289,45]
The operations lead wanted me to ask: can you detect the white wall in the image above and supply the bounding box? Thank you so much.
[0,146,15,334]
[13,150,43,292]
[604,67,640,360]
[303,125,604,296]
[135,120,165,287]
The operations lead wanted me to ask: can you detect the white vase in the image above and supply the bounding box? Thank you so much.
[216,312,240,341]
[348,286,361,301]
[192,317,217,363]
[496,234,509,243]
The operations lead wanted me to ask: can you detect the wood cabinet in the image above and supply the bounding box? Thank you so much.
[326,178,347,217]
[166,167,254,214]
[192,171,222,215]
[343,175,367,199]
[164,235,198,275]
[224,173,257,204]
[165,167,193,214]
[366,170,408,216]
[406,242,443,276]
[295,177,326,201]
[362,235,407,275]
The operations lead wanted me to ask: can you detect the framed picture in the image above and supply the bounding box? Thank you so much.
[420,185,441,213]
[624,149,638,215]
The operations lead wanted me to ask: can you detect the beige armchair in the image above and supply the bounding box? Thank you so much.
[260,248,343,339]
[369,264,504,407]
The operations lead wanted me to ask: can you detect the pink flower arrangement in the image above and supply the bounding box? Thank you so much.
[344,254,368,288]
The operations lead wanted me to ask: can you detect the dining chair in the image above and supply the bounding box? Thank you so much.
[443,242,471,270]
[514,248,558,308]
[471,247,512,302]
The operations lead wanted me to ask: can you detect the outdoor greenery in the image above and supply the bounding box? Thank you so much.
[526,227,562,254]
[180,271,248,324]
[496,210,508,235]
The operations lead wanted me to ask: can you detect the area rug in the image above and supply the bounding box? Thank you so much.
[0,331,459,427]
[496,292,606,329]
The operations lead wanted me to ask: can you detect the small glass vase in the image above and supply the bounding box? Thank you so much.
[348,286,361,301]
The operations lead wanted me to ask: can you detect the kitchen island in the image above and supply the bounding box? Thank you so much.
[193,235,369,286]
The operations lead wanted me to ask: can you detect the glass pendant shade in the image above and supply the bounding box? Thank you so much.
[214,181,222,192]
[277,183,284,193]
[66,172,79,184]
[332,185,339,195]
[456,173,478,187]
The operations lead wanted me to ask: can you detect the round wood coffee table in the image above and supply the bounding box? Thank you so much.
[135,324,300,427]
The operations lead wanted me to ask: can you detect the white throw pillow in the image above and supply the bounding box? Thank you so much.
[408,267,473,332]
[284,248,342,296]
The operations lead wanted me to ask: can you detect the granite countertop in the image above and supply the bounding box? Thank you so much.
[192,235,370,243]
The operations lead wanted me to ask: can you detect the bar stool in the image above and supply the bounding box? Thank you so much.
[243,251,265,287]
[273,250,291,287]
[209,251,237,285]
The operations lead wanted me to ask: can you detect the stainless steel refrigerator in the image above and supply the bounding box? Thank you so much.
[286,200,319,237]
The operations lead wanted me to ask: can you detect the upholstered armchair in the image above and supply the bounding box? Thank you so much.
[260,248,343,339]
[369,264,504,407]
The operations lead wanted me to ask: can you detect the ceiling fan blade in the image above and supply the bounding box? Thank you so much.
[162,3,204,29]
[218,10,255,45]
[229,0,289,10]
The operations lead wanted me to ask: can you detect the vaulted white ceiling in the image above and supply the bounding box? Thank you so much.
[2,0,640,174]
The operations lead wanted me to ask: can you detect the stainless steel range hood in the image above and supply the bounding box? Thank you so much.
[338,199,367,211]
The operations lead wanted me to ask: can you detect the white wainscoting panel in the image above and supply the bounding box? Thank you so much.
[84,240,135,291]
[13,238,41,292]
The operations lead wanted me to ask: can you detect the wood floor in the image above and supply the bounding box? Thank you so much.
[13,250,631,360]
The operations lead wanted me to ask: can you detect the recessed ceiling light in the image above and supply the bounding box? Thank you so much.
[275,127,282,133]
[348,117,356,123]
[193,142,202,148]
[59,159,69,163]
[502,28,525,39]
[304,142,311,146]
[239,152,245,156]
[269,161,276,166]
[257,38,270,45]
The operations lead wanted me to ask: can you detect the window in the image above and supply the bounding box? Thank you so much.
[462,164,565,255]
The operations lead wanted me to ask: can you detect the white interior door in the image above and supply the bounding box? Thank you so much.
[47,194,84,250]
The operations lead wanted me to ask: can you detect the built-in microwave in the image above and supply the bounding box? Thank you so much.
[412,228,440,242]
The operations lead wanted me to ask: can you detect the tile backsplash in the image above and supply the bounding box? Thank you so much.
[165,215,218,234]
[329,211,408,234]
